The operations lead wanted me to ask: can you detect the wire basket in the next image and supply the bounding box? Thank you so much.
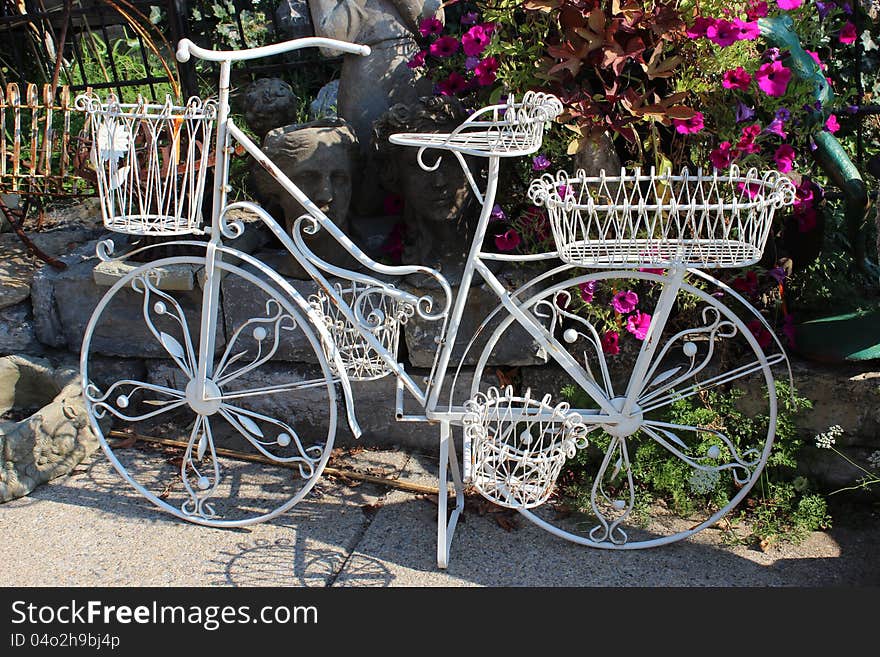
[309,281,414,381]
[528,165,797,269]
[462,387,589,509]
[76,93,216,236]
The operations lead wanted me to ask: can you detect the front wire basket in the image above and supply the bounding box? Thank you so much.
[76,93,216,236]
[528,165,797,269]
[310,281,414,381]
[462,387,589,509]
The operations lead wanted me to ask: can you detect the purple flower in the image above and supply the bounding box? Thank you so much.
[429,36,460,58]
[763,47,781,62]
[461,11,479,26]
[755,60,792,97]
[490,204,506,221]
[775,107,791,122]
[418,17,443,37]
[767,266,788,283]
[611,290,639,314]
[816,1,834,20]
[465,56,479,71]
[765,118,788,139]
[736,101,756,123]
[532,154,551,171]
[578,281,596,303]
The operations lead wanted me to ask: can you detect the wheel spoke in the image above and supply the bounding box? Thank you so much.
[132,273,198,378]
[208,377,332,403]
[84,378,187,422]
[181,415,221,521]
[588,436,634,545]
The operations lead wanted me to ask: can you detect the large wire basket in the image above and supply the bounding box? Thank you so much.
[76,93,216,236]
[528,166,797,269]
[462,387,589,509]
[309,281,414,381]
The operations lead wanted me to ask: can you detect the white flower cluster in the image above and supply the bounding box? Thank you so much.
[815,425,844,449]
[868,450,880,471]
[688,468,721,495]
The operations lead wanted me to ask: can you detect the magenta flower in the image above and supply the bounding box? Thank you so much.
[532,154,551,171]
[755,60,791,97]
[429,36,460,58]
[747,319,773,349]
[578,281,596,303]
[601,330,620,356]
[736,124,762,154]
[611,290,639,314]
[407,50,427,69]
[722,67,752,90]
[495,228,521,251]
[747,1,770,19]
[686,17,715,39]
[418,17,443,37]
[825,114,841,133]
[479,22,498,35]
[462,25,491,57]
[797,207,818,232]
[806,50,826,70]
[474,56,499,86]
[732,270,759,296]
[737,181,762,199]
[732,18,761,41]
[710,141,736,170]
[777,0,802,9]
[839,21,858,44]
[437,71,468,96]
[774,144,796,173]
[626,311,652,341]
[706,19,738,47]
[673,111,704,135]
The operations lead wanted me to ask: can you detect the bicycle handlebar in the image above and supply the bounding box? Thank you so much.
[176,37,371,63]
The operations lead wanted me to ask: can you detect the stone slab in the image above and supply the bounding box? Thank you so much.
[0,301,42,355]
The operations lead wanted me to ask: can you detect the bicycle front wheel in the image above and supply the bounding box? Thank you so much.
[469,270,782,548]
[80,255,338,527]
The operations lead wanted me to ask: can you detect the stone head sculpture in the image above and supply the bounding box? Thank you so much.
[372,96,475,276]
[242,78,300,139]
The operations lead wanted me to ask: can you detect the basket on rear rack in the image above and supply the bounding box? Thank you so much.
[310,281,414,381]
[528,165,796,269]
[462,387,589,509]
[76,93,216,236]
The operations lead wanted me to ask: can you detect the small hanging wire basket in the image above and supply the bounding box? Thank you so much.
[76,93,216,236]
[462,387,589,509]
[309,281,414,381]
[528,165,796,269]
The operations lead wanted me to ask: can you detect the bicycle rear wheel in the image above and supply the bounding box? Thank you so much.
[81,255,338,527]
[469,270,782,548]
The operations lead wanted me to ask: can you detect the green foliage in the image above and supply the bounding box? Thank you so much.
[559,379,827,546]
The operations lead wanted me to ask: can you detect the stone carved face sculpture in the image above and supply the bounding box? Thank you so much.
[253,119,358,233]
[242,78,300,139]
[373,96,474,276]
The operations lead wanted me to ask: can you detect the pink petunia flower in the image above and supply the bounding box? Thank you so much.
[732,270,759,296]
[578,280,596,303]
[737,181,763,199]
[764,118,787,139]
[626,311,653,340]
[706,19,738,47]
[825,114,841,133]
[429,35,460,58]
[611,290,639,314]
[474,56,499,86]
[839,21,858,44]
[687,17,715,39]
[601,330,620,356]
[746,1,770,19]
[736,123,762,154]
[407,50,427,69]
[755,60,791,97]
[418,17,443,37]
[806,50,826,70]
[774,144,796,173]
[732,18,761,41]
[777,0,802,9]
[673,111,704,134]
[722,67,752,90]
[710,141,737,170]
[462,24,491,57]
[436,71,468,96]
[495,228,521,251]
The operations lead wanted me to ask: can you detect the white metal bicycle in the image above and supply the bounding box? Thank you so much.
[78,36,796,568]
